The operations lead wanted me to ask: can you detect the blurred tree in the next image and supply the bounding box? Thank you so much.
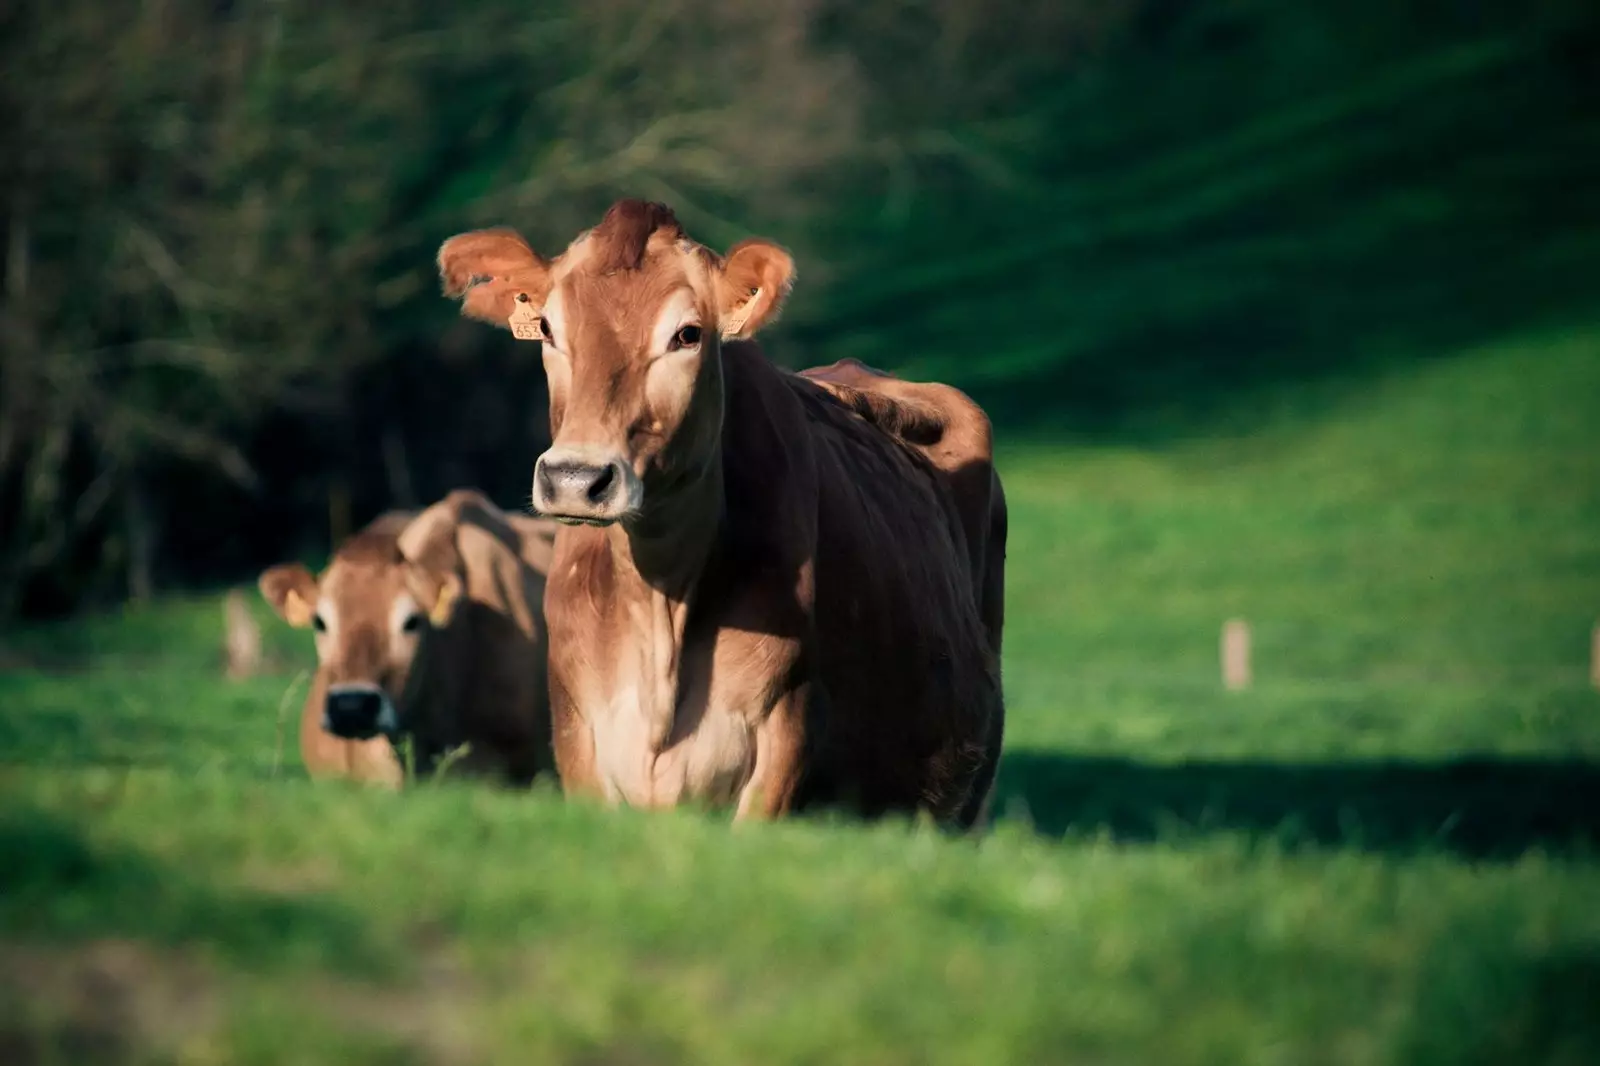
[0,0,1593,619]
[0,0,863,617]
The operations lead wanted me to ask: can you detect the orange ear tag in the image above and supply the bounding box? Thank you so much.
[509,294,540,341]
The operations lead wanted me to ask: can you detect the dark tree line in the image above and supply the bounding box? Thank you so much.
[2,0,1591,618]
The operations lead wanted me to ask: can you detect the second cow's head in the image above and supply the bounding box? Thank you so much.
[257,509,466,743]
[436,199,794,526]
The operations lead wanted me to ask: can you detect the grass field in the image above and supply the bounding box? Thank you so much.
[4,324,1600,1064]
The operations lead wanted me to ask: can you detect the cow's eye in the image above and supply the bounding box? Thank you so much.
[538,316,553,342]
[312,613,327,633]
[402,613,424,634]
[670,324,702,350]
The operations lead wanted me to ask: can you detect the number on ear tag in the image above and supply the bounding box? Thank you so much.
[509,295,540,341]
[723,287,761,337]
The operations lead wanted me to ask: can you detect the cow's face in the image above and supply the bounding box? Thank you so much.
[436,200,794,525]
[258,550,461,742]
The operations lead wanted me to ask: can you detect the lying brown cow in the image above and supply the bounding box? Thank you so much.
[258,489,559,787]
[436,199,1006,827]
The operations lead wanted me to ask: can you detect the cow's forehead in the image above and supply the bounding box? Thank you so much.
[549,265,707,349]
[552,234,713,305]
[321,558,406,617]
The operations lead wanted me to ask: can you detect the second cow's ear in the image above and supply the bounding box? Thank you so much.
[398,501,466,630]
[403,566,463,629]
[258,564,319,628]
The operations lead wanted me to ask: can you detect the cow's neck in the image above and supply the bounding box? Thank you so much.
[597,456,723,752]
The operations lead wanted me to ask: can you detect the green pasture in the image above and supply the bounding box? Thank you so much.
[4,324,1599,1064]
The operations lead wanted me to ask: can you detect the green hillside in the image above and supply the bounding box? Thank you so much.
[4,324,1598,1064]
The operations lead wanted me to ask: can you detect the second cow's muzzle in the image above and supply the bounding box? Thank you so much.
[323,683,398,741]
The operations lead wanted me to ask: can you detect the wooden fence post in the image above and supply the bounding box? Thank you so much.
[1222,618,1251,691]
[224,589,262,680]
[1591,622,1600,691]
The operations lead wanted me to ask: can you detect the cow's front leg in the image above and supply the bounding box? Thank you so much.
[734,684,809,821]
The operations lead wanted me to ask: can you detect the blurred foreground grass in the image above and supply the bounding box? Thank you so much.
[3,324,1599,1063]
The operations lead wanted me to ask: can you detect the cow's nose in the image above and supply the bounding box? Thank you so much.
[533,454,630,520]
[538,458,619,504]
[323,686,384,740]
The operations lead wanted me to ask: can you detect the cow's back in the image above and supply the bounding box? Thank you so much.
[797,359,1006,660]
[506,513,560,576]
[722,346,1002,824]
[798,360,1008,826]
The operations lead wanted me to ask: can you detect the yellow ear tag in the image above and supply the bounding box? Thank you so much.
[285,589,315,628]
[509,293,540,341]
[722,287,761,338]
[430,583,457,627]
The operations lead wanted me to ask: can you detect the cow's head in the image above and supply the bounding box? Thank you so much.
[258,512,464,743]
[436,200,794,525]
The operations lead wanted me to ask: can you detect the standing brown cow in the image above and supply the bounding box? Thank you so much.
[259,489,559,787]
[435,199,1006,827]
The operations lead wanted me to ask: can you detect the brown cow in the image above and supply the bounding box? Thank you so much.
[435,199,1006,827]
[258,490,559,787]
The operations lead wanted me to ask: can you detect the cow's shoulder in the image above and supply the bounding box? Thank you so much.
[396,489,548,640]
[719,341,823,534]
[403,489,533,578]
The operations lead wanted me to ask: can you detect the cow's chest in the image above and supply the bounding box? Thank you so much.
[576,629,772,810]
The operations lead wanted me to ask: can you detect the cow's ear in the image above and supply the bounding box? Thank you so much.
[437,228,553,335]
[398,498,466,628]
[402,565,463,629]
[715,238,795,340]
[258,564,318,628]
[397,498,464,576]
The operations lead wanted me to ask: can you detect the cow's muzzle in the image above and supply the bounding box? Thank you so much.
[323,683,399,741]
[532,448,640,525]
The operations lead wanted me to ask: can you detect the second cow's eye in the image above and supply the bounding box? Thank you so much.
[402,613,424,634]
[670,324,702,351]
[312,613,327,633]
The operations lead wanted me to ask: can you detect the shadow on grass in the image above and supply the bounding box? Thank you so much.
[1401,943,1600,1066]
[0,807,395,978]
[995,750,1600,860]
